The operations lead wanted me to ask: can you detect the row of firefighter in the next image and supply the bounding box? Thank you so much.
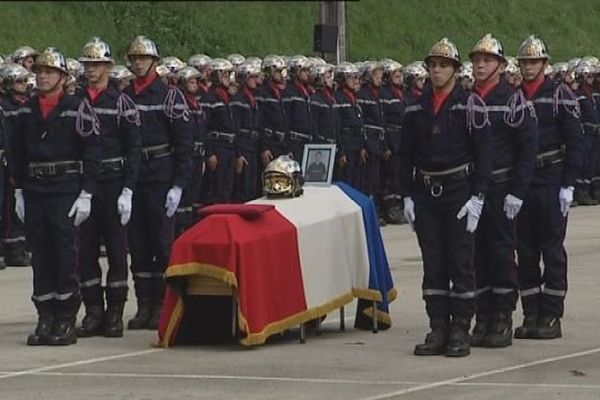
[0,32,594,350]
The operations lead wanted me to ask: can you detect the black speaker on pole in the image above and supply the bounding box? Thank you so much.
[313,24,338,53]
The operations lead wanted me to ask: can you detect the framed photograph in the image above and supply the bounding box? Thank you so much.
[301,143,337,186]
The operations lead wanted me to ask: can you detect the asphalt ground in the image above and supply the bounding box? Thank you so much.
[1,204,599,399]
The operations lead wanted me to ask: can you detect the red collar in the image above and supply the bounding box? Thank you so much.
[134,71,158,95]
[185,92,199,109]
[215,86,230,104]
[38,90,63,120]
[321,87,336,104]
[14,93,28,106]
[391,84,404,100]
[295,81,309,98]
[244,87,256,108]
[343,87,357,105]
[368,83,380,100]
[198,82,211,94]
[522,76,545,99]
[86,85,107,104]
[269,81,283,100]
[474,81,500,100]
[432,89,452,115]
[583,84,594,99]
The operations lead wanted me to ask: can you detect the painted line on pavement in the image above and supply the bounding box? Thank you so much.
[361,346,600,400]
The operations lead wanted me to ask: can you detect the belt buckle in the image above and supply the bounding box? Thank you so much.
[47,164,56,176]
[430,182,443,198]
[228,135,234,144]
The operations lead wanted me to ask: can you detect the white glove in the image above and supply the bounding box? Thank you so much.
[559,186,574,217]
[503,194,523,220]
[403,197,416,231]
[165,186,183,218]
[117,187,133,226]
[457,195,484,233]
[68,190,92,227]
[14,188,25,223]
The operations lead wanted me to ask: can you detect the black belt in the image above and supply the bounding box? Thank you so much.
[288,130,312,142]
[316,135,337,144]
[416,163,473,197]
[386,124,402,134]
[100,157,124,173]
[193,141,205,155]
[492,167,513,184]
[141,144,173,161]
[364,125,385,141]
[238,129,260,140]
[535,149,564,168]
[28,160,83,178]
[262,128,286,142]
[208,131,236,144]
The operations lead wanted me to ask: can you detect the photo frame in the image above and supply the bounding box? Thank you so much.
[301,143,337,186]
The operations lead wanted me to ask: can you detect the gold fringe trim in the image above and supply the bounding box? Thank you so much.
[166,262,238,288]
[388,288,398,302]
[158,297,184,348]
[240,292,355,346]
[352,287,383,302]
[363,306,393,326]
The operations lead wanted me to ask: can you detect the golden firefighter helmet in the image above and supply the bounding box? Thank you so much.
[261,54,286,77]
[469,33,505,61]
[262,155,305,198]
[188,54,211,70]
[334,61,359,82]
[12,46,38,63]
[33,47,69,74]
[79,37,114,63]
[425,37,461,67]
[127,36,160,59]
[517,35,550,60]
[110,65,134,81]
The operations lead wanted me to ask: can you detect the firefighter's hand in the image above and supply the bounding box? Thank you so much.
[261,150,273,166]
[165,186,183,218]
[359,148,368,164]
[68,190,92,227]
[15,188,25,223]
[207,155,218,171]
[382,149,392,161]
[338,154,347,168]
[403,196,415,231]
[117,187,133,226]
[236,155,248,174]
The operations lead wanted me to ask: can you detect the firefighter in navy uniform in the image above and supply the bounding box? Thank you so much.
[256,55,288,174]
[283,55,313,164]
[231,61,261,202]
[124,36,192,330]
[380,60,408,224]
[402,61,427,103]
[201,58,237,204]
[75,37,142,338]
[310,63,339,165]
[399,38,492,357]
[514,35,583,340]
[335,62,364,189]
[0,63,32,267]
[174,66,205,236]
[12,46,38,73]
[13,47,101,345]
[357,62,387,224]
[468,34,538,348]
[572,61,599,206]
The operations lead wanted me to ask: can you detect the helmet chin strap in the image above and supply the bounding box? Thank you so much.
[478,62,502,85]
[42,73,66,96]
[138,59,156,79]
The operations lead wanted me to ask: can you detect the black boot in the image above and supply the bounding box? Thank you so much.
[47,314,77,346]
[470,313,490,347]
[535,315,562,339]
[445,316,471,357]
[574,183,598,206]
[27,314,55,346]
[483,312,513,348]
[146,301,163,330]
[77,304,105,337]
[127,299,152,330]
[4,243,31,267]
[514,314,538,339]
[414,317,449,356]
[104,302,125,338]
[0,257,5,270]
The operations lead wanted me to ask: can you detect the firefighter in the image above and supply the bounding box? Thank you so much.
[283,55,313,164]
[13,47,101,345]
[175,66,205,235]
[231,61,261,202]
[514,35,583,340]
[124,36,192,330]
[0,63,32,267]
[402,61,428,101]
[380,60,407,224]
[110,65,135,92]
[334,62,364,189]
[201,58,237,204]
[468,34,538,348]
[573,61,600,206]
[188,54,212,96]
[256,55,288,171]
[12,46,38,72]
[75,37,141,338]
[400,38,492,357]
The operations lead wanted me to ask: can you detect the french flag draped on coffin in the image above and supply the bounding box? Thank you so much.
[158,182,396,346]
